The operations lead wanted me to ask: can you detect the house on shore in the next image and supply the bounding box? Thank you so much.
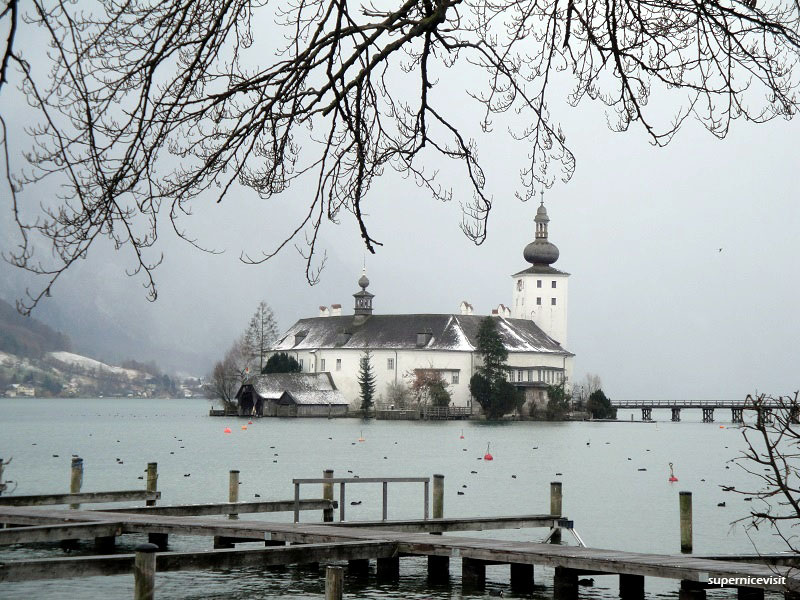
[235,372,348,417]
[265,200,575,415]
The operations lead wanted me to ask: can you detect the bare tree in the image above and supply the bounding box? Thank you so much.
[732,392,800,552]
[2,0,799,311]
[204,336,252,409]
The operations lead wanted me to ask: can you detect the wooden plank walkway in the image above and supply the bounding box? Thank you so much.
[0,490,160,506]
[1,506,798,593]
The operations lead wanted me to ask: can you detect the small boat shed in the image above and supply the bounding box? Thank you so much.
[235,373,349,417]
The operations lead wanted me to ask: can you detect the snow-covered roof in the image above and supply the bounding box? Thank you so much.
[271,314,571,354]
[238,373,348,405]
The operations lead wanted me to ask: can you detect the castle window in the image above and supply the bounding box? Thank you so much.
[321,359,326,371]
[537,280,542,288]
[299,359,304,370]
[336,359,342,371]
[517,370,523,382]
[536,297,542,305]
[387,358,394,370]
[452,372,459,384]
[551,298,557,306]
[552,281,557,288]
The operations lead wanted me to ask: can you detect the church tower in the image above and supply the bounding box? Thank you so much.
[353,268,374,317]
[510,198,570,345]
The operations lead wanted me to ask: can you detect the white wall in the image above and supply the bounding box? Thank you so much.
[510,273,570,346]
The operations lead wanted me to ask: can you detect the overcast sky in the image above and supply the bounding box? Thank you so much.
[1,11,798,400]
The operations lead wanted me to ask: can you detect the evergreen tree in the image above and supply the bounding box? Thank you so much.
[243,301,280,372]
[469,317,522,419]
[545,383,570,420]
[586,389,616,419]
[358,350,376,416]
[262,352,302,374]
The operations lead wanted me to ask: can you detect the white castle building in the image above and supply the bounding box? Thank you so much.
[267,201,574,413]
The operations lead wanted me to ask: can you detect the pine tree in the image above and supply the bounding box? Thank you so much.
[243,301,280,372]
[358,350,376,416]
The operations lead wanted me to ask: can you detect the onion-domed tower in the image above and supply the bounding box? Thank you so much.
[510,198,570,345]
[353,268,374,316]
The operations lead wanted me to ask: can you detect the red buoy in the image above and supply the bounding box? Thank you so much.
[248,420,253,425]
[223,427,232,434]
[484,442,494,461]
[668,462,678,482]
[459,429,465,440]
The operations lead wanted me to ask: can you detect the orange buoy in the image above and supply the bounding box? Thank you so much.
[358,430,365,442]
[484,442,494,461]
[719,425,725,429]
[223,427,232,434]
[241,425,247,430]
[668,462,678,482]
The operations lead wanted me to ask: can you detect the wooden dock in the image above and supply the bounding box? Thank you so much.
[1,465,799,600]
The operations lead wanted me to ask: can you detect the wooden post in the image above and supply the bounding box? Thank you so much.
[339,482,346,522]
[461,557,486,590]
[423,479,430,520]
[294,482,301,523]
[325,565,343,600]
[322,469,334,523]
[134,542,158,600]
[550,481,563,543]
[738,588,765,600]
[679,579,706,600]
[145,463,158,507]
[69,457,83,510]
[376,556,400,581]
[428,474,449,577]
[347,558,370,578]
[0,457,5,496]
[554,567,579,600]
[229,470,239,520]
[382,480,388,521]
[510,563,534,593]
[679,491,692,553]
[620,574,645,600]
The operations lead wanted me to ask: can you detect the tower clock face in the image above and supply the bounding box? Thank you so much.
[517,279,523,291]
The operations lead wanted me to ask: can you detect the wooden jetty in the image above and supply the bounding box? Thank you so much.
[1,463,799,600]
[611,398,800,423]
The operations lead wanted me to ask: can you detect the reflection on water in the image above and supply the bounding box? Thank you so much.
[0,399,786,599]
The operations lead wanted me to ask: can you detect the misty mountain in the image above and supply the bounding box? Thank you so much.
[0,297,72,358]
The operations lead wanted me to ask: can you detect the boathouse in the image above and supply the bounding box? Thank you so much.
[235,373,348,417]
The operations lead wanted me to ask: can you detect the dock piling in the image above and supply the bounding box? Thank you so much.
[553,567,579,600]
[428,474,449,578]
[679,491,693,553]
[325,565,344,600]
[145,463,158,507]
[322,469,334,523]
[510,562,534,593]
[69,457,83,510]
[550,481,563,543]
[461,557,486,590]
[620,573,645,600]
[134,543,158,600]
[229,470,240,520]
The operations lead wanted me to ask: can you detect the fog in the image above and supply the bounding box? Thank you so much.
[1,10,798,400]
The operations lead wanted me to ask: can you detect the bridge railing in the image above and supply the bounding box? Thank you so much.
[610,399,786,408]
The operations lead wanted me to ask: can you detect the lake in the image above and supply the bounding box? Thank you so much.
[0,398,787,599]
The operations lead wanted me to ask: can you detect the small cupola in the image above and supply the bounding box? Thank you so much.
[353,268,374,316]
[523,194,560,266]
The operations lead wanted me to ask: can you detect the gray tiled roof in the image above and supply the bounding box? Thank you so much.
[271,314,571,354]
[512,265,570,276]
[240,372,348,405]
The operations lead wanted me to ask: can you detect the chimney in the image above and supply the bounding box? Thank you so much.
[330,304,342,317]
[494,304,510,318]
[319,306,330,317]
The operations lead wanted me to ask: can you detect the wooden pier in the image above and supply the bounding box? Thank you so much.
[1,464,799,599]
[611,398,799,423]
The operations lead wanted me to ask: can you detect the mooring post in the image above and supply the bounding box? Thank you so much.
[679,491,693,553]
[325,566,344,600]
[146,462,158,507]
[376,556,400,581]
[229,469,239,520]
[679,579,706,600]
[738,587,765,600]
[69,457,83,510]
[382,480,388,521]
[550,481,563,543]
[134,543,158,600]
[322,469,334,523]
[0,457,5,496]
[428,473,449,579]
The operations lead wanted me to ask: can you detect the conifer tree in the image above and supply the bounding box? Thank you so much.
[358,350,376,416]
[470,317,522,419]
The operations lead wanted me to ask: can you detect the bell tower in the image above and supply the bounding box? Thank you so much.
[511,196,570,345]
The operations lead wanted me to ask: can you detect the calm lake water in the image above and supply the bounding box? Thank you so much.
[0,399,788,599]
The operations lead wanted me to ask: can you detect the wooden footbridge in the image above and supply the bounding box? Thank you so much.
[611,399,800,424]
[1,463,799,600]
